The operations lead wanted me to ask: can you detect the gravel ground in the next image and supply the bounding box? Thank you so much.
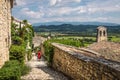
[21,53,69,80]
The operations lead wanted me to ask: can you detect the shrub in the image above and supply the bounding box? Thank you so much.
[0,67,21,80]
[12,36,24,45]
[43,38,95,65]
[10,45,25,64]
[0,60,21,80]
[43,41,54,65]
[21,65,31,76]
[0,60,31,80]
[3,60,20,68]
[34,46,40,54]
[27,49,32,61]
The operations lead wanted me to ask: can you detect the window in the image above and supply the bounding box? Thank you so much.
[100,31,102,36]
[103,31,106,36]
[5,38,8,47]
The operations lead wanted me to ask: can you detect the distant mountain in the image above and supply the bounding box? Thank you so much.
[33,24,120,37]
[33,21,120,26]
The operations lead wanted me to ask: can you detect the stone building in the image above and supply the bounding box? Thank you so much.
[97,26,107,42]
[12,17,25,28]
[88,26,120,62]
[12,17,32,29]
[0,0,15,68]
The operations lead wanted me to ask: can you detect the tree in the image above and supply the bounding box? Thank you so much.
[23,20,28,25]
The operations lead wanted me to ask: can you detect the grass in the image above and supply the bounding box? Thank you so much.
[109,36,120,42]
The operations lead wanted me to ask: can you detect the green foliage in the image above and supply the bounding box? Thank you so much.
[0,60,31,80]
[6,20,33,80]
[3,60,20,68]
[11,20,34,62]
[108,36,120,42]
[34,46,41,54]
[11,23,18,36]
[27,49,32,61]
[34,24,120,37]
[43,41,54,65]
[10,45,25,64]
[19,26,28,40]
[23,19,28,25]
[43,37,95,65]
[0,60,21,80]
[21,65,31,76]
[28,25,34,37]
[12,36,24,45]
[46,38,85,47]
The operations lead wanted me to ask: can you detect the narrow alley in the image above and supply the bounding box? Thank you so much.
[21,53,69,80]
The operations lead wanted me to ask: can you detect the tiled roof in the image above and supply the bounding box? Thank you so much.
[88,41,120,62]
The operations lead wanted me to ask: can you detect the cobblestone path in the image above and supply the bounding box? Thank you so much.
[21,53,69,80]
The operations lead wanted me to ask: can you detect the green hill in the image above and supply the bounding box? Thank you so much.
[33,24,120,37]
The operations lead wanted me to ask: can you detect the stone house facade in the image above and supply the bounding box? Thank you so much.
[0,0,14,68]
[12,17,25,28]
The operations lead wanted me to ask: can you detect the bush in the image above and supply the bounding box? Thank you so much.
[0,60,31,80]
[21,65,31,76]
[43,41,54,65]
[0,67,21,80]
[34,46,40,54]
[43,38,95,65]
[3,60,20,68]
[10,45,25,64]
[27,49,32,61]
[0,60,21,80]
[12,36,24,45]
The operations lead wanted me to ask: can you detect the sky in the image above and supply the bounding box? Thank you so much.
[12,0,120,24]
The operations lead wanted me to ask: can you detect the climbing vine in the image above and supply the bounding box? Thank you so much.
[10,20,34,62]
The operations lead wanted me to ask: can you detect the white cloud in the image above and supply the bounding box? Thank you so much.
[27,14,119,24]
[91,17,108,21]
[75,0,81,3]
[78,7,87,13]
[20,8,44,19]
[13,0,120,24]
[50,0,57,6]
[63,0,81,3]
[47,6,88,17]
[87,6,120,14]
[86,0,120,13]
[16,0,26,6]
[49,0,81,6]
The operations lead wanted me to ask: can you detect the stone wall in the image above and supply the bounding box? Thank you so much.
[40,43,45,56]
[0,0,12,68]
[52,43,120,80]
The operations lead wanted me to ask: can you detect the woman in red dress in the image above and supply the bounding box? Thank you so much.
[37,50,41,60]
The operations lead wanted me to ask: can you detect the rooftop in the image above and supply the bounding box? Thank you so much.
[97,26,107,30]
[88,41,120,62]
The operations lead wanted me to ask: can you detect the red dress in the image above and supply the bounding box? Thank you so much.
[37,51,41,59]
